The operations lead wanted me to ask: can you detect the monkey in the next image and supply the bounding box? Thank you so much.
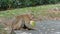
[12,14,35,30]
[3,14,35,31]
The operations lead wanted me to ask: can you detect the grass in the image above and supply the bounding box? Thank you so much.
[0,4,60,18]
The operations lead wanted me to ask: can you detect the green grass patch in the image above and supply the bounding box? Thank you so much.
[0,4,60,18]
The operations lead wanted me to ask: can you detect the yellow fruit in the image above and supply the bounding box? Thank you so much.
[30,21,36,27]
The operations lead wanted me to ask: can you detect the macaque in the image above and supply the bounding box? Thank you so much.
[12,14,35,30]
[3,14,35,31]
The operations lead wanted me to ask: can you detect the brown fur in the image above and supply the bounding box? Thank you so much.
[3,14,34,30]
